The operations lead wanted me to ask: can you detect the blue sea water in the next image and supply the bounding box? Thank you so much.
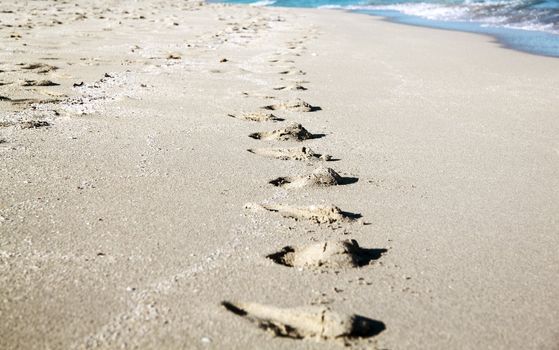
[215,0,559,58]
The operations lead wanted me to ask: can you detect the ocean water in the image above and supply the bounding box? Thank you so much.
[215,0,559,58]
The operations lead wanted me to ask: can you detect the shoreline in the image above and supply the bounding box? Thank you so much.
[326,8,543,58]
[227,0,559,59]
[362,11,559,59]
[359,8,559,59]
[1,1,559,349]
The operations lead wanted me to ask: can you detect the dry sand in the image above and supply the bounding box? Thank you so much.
[1,0,559,349]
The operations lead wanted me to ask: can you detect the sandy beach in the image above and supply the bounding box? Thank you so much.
[1,0,559,349]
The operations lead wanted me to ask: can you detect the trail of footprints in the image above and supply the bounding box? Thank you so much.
[223,35,388,346]
[1,5,389,347]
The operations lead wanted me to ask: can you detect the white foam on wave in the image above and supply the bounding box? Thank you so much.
[347,3,470,21]
[249,0,276,6]
[318,4,345,9]
[346,1,559,35]
[497,21,558,34]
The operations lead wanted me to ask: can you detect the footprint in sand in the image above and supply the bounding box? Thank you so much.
[19,63,58,73]
[222,302,385,341]
[249,123,324,141]
[166,52,182,60]
[273,84,307,91]
[241,91,276,99]
[278,69,306,76]
[228,111,284,122]
[269,59,295,64]
[269,167,357,189]
[19,120,50,129]
[247,146,332,161]
[267,239,386,269]
[5,97,59,106]
[262,98,320,112]
[286,79,311,85]
[21,79,59,87]
[244,203,361,224]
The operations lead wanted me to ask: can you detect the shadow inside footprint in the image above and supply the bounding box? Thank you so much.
[269,177,291,187]
[350,316,386,338]
[353,247,387,266]
[267,246,296,264]
[340,210,362,220]
[339,176,359,185]
[222,301,248,316]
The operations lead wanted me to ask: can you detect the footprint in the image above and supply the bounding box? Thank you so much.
[166,52,182,60]
[287,80,311,85]
[241,91,276,99]
[269,167,357,189]
[228,111,284,122]
[262,98,320,112]
[20,63,58,73]
[269,59,296,65]
[21,80,59,87]
[20,120,50,129]
[278,69,306,76]
[247,146,332,161]
[244,203,361,224]
[273,84,307,91]
[222,302,385,341]
[267,239,386,269]
[249,123,324,141]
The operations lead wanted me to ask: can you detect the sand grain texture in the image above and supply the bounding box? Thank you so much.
[1,1,559,349]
